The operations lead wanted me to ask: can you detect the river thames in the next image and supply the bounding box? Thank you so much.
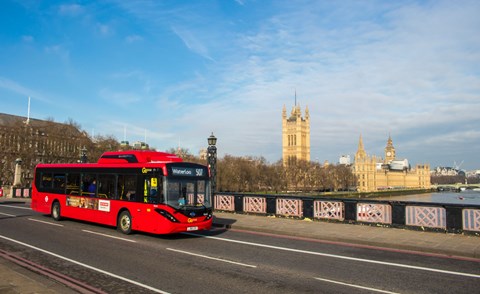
[374,190,480,205]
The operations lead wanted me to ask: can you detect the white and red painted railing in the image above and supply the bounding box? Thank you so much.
[213,193,480,233]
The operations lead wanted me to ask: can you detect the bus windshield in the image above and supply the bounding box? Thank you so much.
[166,178,211,209]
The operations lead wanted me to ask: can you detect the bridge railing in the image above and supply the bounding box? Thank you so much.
[213,193,480,233]
[2,187,32,199]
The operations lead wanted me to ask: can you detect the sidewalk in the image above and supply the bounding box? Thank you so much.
[0,257,76,294]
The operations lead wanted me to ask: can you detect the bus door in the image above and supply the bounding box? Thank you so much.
[95,174,117,224]
[142,175,164,205]
[65,173,97,221]
[133,175,164,230]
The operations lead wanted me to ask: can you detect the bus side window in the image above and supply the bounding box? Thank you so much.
[82,174,97,197]
[66,173,81,195]
[118,174,137,201]
[40,173,53,191]
[98,174,115,199]
[52,173,66,194]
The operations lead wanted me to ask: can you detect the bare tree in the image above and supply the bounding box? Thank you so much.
[166,147,202,164]
[88,135,121,162]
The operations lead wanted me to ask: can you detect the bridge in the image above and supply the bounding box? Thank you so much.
[433,184,480,192]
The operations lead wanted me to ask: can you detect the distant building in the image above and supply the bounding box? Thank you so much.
[432,166,465,176]
[199,148,207,160]
[0,113,90,187]
[120,140,130,148]
[353,135,430,192]
[339,155,351,165]
[466,170,480,177]
[282,104,310,166]
[132,141,149,150]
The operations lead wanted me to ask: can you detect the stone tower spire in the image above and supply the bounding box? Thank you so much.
[282,102,310,166]
[355,135,367,160]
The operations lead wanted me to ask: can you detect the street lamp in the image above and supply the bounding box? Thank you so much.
[207,133,217,193]
[80,146,88,163]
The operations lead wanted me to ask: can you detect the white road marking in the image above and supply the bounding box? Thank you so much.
[0,204,31,210]
[314,277,400,294]
[166,248,257,268]
[186,233,480,279]
[28,218,64,227]
[0,235,170,294]
[0,212,16,217]
[82,230,137,243]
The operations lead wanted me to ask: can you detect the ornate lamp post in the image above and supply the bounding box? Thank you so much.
[207,133,217,193]
[80,146,88,163]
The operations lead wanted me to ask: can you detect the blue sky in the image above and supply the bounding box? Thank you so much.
[1,0,479,170]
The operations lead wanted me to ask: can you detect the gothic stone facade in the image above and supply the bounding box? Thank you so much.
[282,104,310,166]
[354,135,431,192]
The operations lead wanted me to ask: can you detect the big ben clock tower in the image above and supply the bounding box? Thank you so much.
[384,135,395,163]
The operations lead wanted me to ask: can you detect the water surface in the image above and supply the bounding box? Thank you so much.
[374,190,480,205]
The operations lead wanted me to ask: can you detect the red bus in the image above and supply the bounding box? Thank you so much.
[31,150,213,234]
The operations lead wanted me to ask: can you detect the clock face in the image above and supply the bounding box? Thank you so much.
[386,151,392,156]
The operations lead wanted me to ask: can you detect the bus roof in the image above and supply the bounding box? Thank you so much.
[35,150,184,169]
[98,150,183,164]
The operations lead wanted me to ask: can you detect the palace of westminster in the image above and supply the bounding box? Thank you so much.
[282,104,431,192]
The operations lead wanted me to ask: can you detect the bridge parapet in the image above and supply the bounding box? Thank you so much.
[214,193,480,233]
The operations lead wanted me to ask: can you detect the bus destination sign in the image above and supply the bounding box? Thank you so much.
[171,167,205,177]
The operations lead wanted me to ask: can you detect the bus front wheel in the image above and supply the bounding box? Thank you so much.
[51,201,61,221]
[117,211,132,235]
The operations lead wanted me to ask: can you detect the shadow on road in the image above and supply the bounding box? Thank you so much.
[212,216,237,228]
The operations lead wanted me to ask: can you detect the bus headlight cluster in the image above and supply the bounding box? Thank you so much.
[155,209,179,223]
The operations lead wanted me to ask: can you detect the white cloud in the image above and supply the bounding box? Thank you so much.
[22,35,34,42]
[58,4,85,16]
[171,26,214,61]
[235,0,246,6]
[125,35,143,43]
[97,23,111,36]
[0,77,50,103]
[44,45,70,63]
[99,88,142,106]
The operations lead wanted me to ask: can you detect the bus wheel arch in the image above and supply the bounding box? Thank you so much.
[51,200,62,221]
[117,209,132,235]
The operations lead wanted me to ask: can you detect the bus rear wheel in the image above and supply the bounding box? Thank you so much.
[51,201,61,221]
[117,211,132,234]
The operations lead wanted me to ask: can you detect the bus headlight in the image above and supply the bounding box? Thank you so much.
[155,209,179,223]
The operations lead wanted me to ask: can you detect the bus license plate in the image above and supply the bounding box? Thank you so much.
[187,226,198,231]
